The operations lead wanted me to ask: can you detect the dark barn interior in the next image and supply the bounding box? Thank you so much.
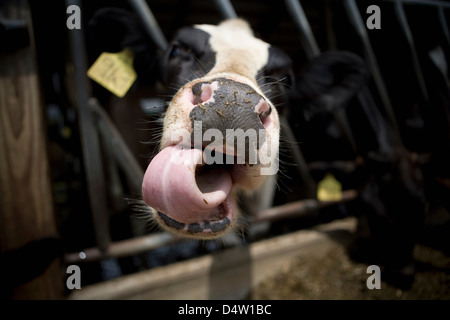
[1,0,450,301]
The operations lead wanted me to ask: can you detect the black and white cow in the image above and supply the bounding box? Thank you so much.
[142,19,293,239]
[87,8,296,239]
[88,9,366,240]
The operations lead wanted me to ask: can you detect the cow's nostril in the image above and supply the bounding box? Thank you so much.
[200,84,213,102]
[259,112,272,128]
[255,99,272,128]
[255,99,270,115]
[193,83,214,105]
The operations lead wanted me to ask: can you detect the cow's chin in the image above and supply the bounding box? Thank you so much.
[153,189,238,239]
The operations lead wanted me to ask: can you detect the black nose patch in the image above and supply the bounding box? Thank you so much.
[189,78,269,156]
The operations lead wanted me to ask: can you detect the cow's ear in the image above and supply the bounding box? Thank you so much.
[88,8,160,84]
[296,51,369,114]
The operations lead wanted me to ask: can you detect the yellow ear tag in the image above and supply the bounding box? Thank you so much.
[317,173,342,202]
[87,48,137,98]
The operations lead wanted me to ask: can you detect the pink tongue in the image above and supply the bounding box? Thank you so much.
[142,145,233,224]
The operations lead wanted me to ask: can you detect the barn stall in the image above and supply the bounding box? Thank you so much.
[1,0,449,300]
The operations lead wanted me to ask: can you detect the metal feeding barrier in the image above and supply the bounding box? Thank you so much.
[64,0,450,271]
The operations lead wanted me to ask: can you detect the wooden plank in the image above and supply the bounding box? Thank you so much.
[68,217,356,300]
[63,190,358,265]
[0,0,62,299]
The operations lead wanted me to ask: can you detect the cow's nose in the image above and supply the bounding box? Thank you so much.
[189,78,270,159]
[189,78,270,156]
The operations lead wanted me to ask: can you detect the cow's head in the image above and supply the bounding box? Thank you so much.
[141,19,293,239]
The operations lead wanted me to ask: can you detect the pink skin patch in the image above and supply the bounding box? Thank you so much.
[142,145,233,225]
[199,83,214,103]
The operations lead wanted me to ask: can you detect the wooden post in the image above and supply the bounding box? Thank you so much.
[0,0,63,299]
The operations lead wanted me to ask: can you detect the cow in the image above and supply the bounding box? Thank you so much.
[280,48,433,288]
[141,18,294,239]
[88,8,368,241]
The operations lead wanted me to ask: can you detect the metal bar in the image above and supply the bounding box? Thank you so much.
[284,0,358,153]
[344,0,402,143]
[89,98,144,194]
[438,7,450,49]
[101,130,128,213]
[284,0,321,60]
[65,232,181,264]
[394,1,429,103]
[64,190,358,264]
[213,0,238,19]
[357,87,384,134]
[66,0,111,253]
[325,0,337,50]
[279,116,317,198]
[253,189,358,223]
[127,0,168,51]
[333,108,357,151]
[357,87,394,154]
